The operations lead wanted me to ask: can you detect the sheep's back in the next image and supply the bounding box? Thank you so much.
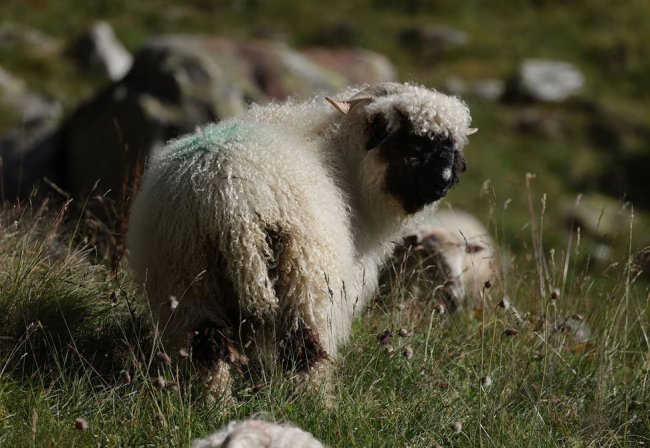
[127,119,355,341]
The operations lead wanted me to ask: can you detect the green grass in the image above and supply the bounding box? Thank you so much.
[0,1,649,446]
[0,192,647,447]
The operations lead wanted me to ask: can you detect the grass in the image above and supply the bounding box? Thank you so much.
[0,189,647,447]
[0,1,648,446]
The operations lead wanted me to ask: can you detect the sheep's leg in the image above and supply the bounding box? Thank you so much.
[281,322,335,404]
[191,321,236,403]
[262,224,340,399]
[280,320,329,373]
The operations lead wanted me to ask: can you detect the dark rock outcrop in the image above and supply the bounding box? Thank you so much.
[0,35,397,203]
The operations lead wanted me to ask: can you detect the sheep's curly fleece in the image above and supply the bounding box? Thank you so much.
[191,419,325,448]
[127,82,472,369]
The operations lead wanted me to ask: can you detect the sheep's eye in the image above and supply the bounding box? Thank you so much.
[366,115,390,150]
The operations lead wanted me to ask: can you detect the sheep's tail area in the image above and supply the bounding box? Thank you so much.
[212,192,281,320]
[166,123,282,322]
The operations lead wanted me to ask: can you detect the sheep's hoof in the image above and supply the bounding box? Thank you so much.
[202,359,235,406]
[191,321,237,405]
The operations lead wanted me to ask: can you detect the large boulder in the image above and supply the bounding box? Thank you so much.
[4,35,397,203]
[0,66,62,128]
[505,59,585,103]
[0,66,63,198]
[0,22,60,55]
[561,193,634,242]
[399,25,469,57]
[303,47,397,85]
[66,21,133,81]
[444,76,505,102]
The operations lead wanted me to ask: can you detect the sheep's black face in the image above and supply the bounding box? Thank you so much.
[367,113,467,214]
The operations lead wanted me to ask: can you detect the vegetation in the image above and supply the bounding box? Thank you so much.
[0,0,648,446]
[0,192,647,447]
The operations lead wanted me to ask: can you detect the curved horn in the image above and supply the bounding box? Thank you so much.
[326,97,372,115]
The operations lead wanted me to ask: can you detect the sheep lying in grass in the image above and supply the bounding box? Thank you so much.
[384,208,496,311]
[127,82,474,394]
[192,419,325,448]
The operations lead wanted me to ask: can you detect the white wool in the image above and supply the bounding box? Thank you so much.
[407,208,497,306]
[362,83,471,145]
[192,420,326,448]
[127,82,473,387]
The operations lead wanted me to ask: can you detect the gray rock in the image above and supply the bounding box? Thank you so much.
[399,25,469,55]
[67,21,133,81]
[0,66,63,126]
[1,35,399,203]
[0,23,60,54]
[43,36,392,203]
[444,76,504,102]
[509,59,585,103]
[474,79,505,102]
[513,107,564,140]
[303,47,397,84]
[0,66,64,199]
[561,194,634,242]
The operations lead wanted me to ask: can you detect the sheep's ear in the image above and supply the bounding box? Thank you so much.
[466,127,478,135]
[326,97,372,115]
[366,113,391,150]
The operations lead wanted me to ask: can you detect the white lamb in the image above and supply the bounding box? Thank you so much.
[385,208,496,311]
[126,82,475,393]
[192,419,325,448]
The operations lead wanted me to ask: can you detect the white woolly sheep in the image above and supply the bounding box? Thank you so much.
[384,208,496,311]
[126,82,475,393]
[192,419,326,448]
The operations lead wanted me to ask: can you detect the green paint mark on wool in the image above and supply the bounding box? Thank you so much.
[166,124,244,162]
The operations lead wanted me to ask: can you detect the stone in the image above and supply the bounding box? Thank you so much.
[444,76,504,102]
[0,22,60,55]
[400,25,469,53]
[67,21,133,81]
[0,66,63,198]
[561,193,634,241]
[303,47,397,85]
[62,35,348,199]
[0,66,62,127]
[507,59,585,103]
[12,36,395,203]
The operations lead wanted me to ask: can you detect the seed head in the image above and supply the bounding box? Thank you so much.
[451,421,462,434]
[154,376,166,390]
[398,328,411,338]
[480,375,492,388]
[484,280,493,289]
[157,352,172,365]
[551,288,560,300]
[168,296,179,311]
[403,345,414,360]
[435,303,446,315]
[503,328,519,337]
[178,348,189,359]
[74,417,89,431]
[377,329,392,345]
[120,370,132,385]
